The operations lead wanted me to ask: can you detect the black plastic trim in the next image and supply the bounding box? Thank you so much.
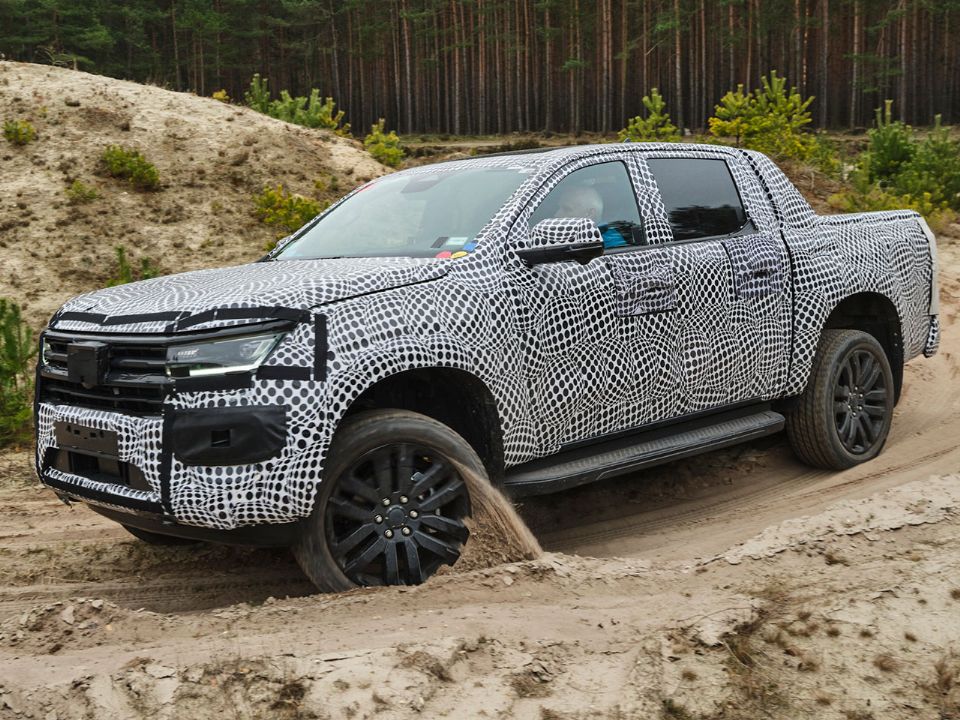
[170,405,288,466]
[169,306,307,333]
[314,314,328,381]
[258,366,313,381]
[505,404,784,496]
[87,504,298,547]
[40,472,165,514]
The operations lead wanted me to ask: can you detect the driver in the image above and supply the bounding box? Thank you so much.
[555,186,628,249]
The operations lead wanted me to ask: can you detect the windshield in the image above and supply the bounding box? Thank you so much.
[276,166,530,260]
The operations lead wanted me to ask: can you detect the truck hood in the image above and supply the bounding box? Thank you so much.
[51,257,449,334]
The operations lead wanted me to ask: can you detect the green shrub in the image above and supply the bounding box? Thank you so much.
[828,187,957,234]
[0,299,35,448]
[244,73,272,114]
[364,119,404,168]
[3,119,37,145]
[254,185,326,246]
[846,102,960,223]
[618,88,680,142]
[99,145,160,191]
[810,135,843,178]
[65,179,99,204]
[212,89,230,103]
[107,246,160,286]
[889,117,960,210]
[708,71,816,161]
[243,74,350,135]
[861,101,915,184]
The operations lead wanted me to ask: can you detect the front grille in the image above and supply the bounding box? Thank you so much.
[39,332,172,415]
[37,320,295,415]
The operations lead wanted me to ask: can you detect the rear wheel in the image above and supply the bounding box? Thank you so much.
[294,409,479,592]
[786,329,895,470]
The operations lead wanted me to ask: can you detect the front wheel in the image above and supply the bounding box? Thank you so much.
[786,329,895,470]
[294,409,480,592]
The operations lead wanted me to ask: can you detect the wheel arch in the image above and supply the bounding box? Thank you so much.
[342,367,506,484]
[822,291,904,402]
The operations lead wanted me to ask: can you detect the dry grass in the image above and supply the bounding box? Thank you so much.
[824,550,850,566]
[933,655,958,695]
[873,654,898,673]
[661,698,696,719]
[510,671,552,699]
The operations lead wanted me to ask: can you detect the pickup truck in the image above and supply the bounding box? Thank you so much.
[34,142,940,591]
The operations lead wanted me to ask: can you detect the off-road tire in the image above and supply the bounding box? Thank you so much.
[122,524,200,545]
[786,329,895,470]
[293,409,483,593]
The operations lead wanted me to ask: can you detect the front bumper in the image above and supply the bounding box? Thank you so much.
[88,504,298,547]
[34,316,334,532]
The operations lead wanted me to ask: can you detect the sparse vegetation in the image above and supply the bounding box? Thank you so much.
[244,74,350,135]
[0,299,35,448]
[830,102,960,230]
[107,246,160,286]
[99,145,160,191]
[65,179,99,205]
[364,119,404,168]
[618,88,680,142]
[708,72,816,161]
[3,119,37,145]
[661,698,695,719]
[254,185,326,248]
[873,653,898,672]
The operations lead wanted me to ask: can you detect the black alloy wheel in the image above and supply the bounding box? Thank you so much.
[786,329,895,470]
[325,443,470,586]
[294,409,482,592]
[833,348,889,454]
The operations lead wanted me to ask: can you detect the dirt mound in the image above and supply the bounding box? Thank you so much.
[0,597,166,654]
[0,61,386,329]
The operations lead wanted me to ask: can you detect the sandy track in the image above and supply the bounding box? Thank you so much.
[0,241,955,719]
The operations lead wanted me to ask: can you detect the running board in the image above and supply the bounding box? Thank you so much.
[504,409,785,497]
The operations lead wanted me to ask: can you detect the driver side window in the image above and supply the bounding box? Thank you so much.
[529,161,646,250]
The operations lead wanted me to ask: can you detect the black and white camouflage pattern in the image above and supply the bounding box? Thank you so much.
[36,143,940,530]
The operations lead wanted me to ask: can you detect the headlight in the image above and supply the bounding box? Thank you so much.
[166,331,287,378]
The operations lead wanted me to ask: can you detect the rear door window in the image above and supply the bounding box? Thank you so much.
[647,158,750,241]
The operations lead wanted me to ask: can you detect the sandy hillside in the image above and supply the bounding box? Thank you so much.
[2,64,960,720]
[0,61,385,330]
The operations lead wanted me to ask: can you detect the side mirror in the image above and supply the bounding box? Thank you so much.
[516,218,604,267]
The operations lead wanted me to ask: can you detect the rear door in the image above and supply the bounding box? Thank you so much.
[638,152,793,412]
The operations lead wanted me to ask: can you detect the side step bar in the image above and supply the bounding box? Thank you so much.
[504,409,785,497]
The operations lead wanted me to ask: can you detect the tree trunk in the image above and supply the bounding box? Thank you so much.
[674,0,683,130]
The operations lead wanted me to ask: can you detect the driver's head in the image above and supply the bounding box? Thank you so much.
[556,186,603,221]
